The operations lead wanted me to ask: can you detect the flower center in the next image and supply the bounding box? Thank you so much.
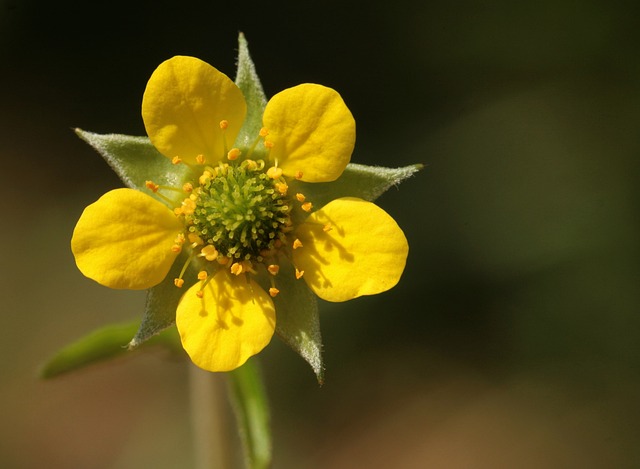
[186,161,291,263]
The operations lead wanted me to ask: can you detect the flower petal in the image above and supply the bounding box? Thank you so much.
[71,188,183,290]
[262,84,355,182]
[293,197,408,302]
[176,270,276,372]
[142,56,247,165]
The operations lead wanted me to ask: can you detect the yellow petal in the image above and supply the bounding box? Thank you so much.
[176,270,276,372]
[293,197,408,302]
[142,56,247,165]
[262,84,355,182]
[71,188,183,290]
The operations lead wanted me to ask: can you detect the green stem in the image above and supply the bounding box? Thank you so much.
[189,364,231,469]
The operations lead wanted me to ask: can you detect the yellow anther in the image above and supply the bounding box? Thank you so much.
[174,207,184,216]
[200,244,218,261]
[230,262,244,275]
[301,202,313,212]
[181,198,196,215]
[145,180,160,192]
[217,256,230,265]
[219,120,229,130]
[199,170,213,186]
[174,233,186,244]
[174,278,185,288]
[295,193,306,202]
[264,140,274,149]
[244,159,258,170]
[323,223,333,232]
[183,182,193,193]
[267,166,283,179]
[171,244,182,253]
[196,154,206,165]
[267,264,280,276]
[197,271,208,280]
[227,148,241,161]
[196,290,204,298]
[275,182,288,195]
[259,127,269,137]
[188,233,204,245]
[269,287,280,297]
[295,268,305,279]
[172,156,182,165]
[295,171,303,179]
[293,239,303,249]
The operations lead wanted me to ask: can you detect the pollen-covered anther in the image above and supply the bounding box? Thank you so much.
[267,264,280,276]
[199,244,218,261]
[275,182,288,195]
[230,262,244,276]
[219,120,229,130]
[244,159,258,170]
[181,198,196,215]
[323,223,333,232]
[172,156,182,165]
[293,239,303,249]
[227,148,241,161]
[259,127,269,137]
[264,140,274,149]
[269,287,280,297]
[267,166,283,179]
[301,202,313,212]
[295,268,304,279]
[171,244,182,253]
[183,182,193,193]
[295,171,303,179]
[145,180,160,192]
[199,170,213,186]
[196,290,204,298]
[295,193,305,202]
[196,154,206,165]
[197,271,208,280]
[188,233,204,246]
[174,278,185,288]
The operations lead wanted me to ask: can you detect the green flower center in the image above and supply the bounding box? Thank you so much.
[187,162,291,262]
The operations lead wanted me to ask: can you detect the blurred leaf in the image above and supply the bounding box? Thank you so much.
[292,163,423,210]
[40,322,182,379]
[75,129,189,205]
[227,359,272,469]
[235,33,267,150]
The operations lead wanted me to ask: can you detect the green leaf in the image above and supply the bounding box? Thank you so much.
[75,129,189,204]
[271,260,324,383]
[292,162,423,210]
[227,359,272,469]
[235,33,268,149]
[40,322,182,379]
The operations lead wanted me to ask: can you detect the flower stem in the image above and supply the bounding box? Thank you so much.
[189,364,231,469]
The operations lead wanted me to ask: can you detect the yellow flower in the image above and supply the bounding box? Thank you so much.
[71,56,408,372]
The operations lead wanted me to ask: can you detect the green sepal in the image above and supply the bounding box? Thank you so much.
[39,322,183,379]
[128,250,199,349]
[74,129,189,205]
[292,162,423,210]
[227,359,272,469]
[263,259,324,383]
[235,33,267,150]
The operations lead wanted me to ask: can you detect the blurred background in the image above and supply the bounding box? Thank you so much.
[2,0,639,467]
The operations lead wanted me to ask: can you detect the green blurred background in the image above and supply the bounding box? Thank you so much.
[2,0,639,467]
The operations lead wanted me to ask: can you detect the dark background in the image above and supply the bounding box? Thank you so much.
[2,0,639,467]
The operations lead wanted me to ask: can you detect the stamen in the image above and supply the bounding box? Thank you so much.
[171,244,182,253]
[227,148,241,161]
[259,127,269,137]
[293,239,303,249]
[230,262,244,276]
[264,140,274,149]
[295,171,303,179]
[295,193,305,202]
[269,287,280,297]
[301,202,313,212]
[267,166,283,179]
[188,233,204,246]
[199,244,218,261]
[172,156,182,165]
[323,223,333,232]
[181,197,196,215]
[275,182,288,195]
[174,278,185,288]
[183,182,194,193]
[145,181,160,193]
[267,264,279,276]
[295,268,304,279]
[196,154,206,165]
[196,290,204,298]
[197,271,208,280]
[219,120,229,130]
[220,120,229,154]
